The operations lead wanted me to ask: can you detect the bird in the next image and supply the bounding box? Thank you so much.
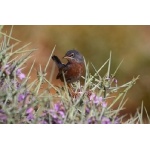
[52,49,85,84]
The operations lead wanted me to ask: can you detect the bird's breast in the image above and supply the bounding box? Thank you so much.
[64,62,84,83]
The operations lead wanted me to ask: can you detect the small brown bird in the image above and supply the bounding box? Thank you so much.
[52,50,85,83]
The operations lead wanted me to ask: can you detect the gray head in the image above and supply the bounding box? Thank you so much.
[63,49,84,63]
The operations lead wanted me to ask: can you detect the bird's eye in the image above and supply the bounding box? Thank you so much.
[70,53,74,57]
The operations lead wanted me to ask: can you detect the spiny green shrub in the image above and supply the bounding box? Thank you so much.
[0,31,148,124]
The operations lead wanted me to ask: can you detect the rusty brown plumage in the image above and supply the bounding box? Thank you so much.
[52,49,85,83]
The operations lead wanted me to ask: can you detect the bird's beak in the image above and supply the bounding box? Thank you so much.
[63,56,70,59]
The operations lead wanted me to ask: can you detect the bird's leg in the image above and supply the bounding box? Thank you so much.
[67,84,75,98]
[67,82,82,99]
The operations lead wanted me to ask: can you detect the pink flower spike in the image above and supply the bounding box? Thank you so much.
[94,96,103,104]
[16,68,26,80]
[101,101,107,108]
[26,107,34,114]
[18,94,25,102]
[89,93,96,100]
[114,79,118,84]
[18,73,26,80]
[16,69,22,75]
[101,117,111,124]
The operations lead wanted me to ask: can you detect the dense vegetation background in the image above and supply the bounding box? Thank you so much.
[2,25,150,117]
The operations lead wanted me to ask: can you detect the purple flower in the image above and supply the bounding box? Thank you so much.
[54,103,61,111]
[113,117,120,124]
[26,107,34,121]
[87,116,98,124]
[18,94,25,102]
[0,110,7,123]
[101,101,107,108]
[85,106,90,114]
[89,93,96,100]
[58,111,65,118]
[114,79,118,84]
[94,96,103,105]
[49,110,58,119]
[18,73,26,80]
[16,69,26,80]
[52,118,63,124]
[89,92,103,105]
[101,117,111,124]
[18,92,29,102]
[53,102,65,118]
[16,68,22,75]
[26,113,34,121]
[49,102,66,124]
[26,107,34,114]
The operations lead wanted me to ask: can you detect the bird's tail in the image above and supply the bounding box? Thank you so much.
[52,55,64,69]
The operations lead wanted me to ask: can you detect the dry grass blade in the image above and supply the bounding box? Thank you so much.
[0,31,21,42]
[144,107,150,123]
[44,45,56,73]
